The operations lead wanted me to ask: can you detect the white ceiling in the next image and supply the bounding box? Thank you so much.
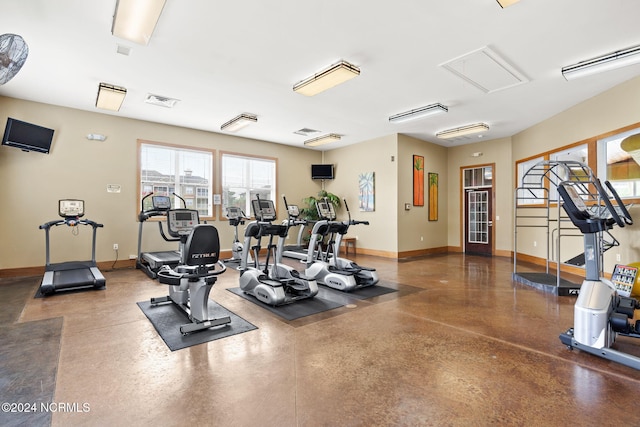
[1,0,640,150]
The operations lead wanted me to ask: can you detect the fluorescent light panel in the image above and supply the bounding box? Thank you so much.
[112,0,166,45]
[496,0,520,8]
[436,123,489,139]
[562,44,640,80]
[293,60,360,96]
[220,113,257,132]
[304,133,341,147]
[389,103,448,123]
[96,83,127,111]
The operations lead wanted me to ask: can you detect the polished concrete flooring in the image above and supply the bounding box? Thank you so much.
[3,253,640,426]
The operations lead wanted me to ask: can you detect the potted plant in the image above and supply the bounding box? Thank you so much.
[300,189,341,220]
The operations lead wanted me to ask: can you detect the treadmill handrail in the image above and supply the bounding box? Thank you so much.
[39,218,104,230]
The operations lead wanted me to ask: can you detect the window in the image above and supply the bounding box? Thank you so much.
[598,127,640,199]
[221,152,276,215]
[138,141,214,218]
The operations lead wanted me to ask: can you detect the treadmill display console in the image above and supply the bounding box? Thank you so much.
[59,199,85,218]
[252,199,276,221]
[152,195,172,210]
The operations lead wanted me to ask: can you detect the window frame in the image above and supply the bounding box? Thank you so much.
[137,139,216,221]
[219,151,278,219]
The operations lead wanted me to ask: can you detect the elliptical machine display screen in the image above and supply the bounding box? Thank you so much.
[316,201,336,220]
[252,199,276,221]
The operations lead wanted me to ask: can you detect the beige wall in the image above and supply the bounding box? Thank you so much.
[323,134,398,256]
[447,137,513,253]
[2,74,640,272]
[509,75,640,272]
[397,134,448,253]
[0,97,322,269]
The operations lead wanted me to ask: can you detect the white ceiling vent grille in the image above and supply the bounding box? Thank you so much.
[294,128,321,136]
[145,94,179,108]
[440,46,528,93]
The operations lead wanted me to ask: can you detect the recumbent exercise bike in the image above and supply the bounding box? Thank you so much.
[150,209,231,335]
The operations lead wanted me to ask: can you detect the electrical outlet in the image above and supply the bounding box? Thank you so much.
[533,241,537,247]
[129,254,137,260]
[113,243,119,251]
[616,253,621,262]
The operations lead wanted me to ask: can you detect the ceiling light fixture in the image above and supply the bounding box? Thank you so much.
[304,133,341,147]
[436,123,489,139]
[562,44,640,81]
[293,60,360,96]
[496,0,520,8]
[389,103,448,124]
[96,83,127,111]
[220,113,257,132]
[111,0,166,45]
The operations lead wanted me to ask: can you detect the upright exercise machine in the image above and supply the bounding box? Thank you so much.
[557,179,640,370]
[224,206,251,267]
[239,197,318,306]
[150,208,231,335]
[39,199,106,295]
[136,193,185,279]
[304,198,378,291]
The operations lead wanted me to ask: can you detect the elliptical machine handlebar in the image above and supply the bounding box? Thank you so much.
[604,180,633,226]
[593,179,625,228]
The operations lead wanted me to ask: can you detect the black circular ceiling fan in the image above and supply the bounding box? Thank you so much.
[0,34,29,85]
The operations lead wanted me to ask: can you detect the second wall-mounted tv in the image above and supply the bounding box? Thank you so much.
[311,164,334,180]
[2,117,55,154]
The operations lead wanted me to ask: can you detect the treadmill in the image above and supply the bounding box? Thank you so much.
[39,199,106,295]
[136,193,183,279]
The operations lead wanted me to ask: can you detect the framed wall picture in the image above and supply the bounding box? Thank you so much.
[358,172,375,211]
[413,155,424,206]
[428,172,438,221]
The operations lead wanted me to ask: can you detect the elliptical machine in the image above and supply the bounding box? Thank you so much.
[223,206,252,267]
[303,199,358,291]
[150,209,230,335]
[557,179,640,370]
[239,197,318,306]
[304,198,378,291]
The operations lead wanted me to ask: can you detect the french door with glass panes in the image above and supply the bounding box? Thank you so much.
[463,166,493,256]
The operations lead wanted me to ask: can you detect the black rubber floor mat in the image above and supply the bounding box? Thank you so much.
[137,300,257,351]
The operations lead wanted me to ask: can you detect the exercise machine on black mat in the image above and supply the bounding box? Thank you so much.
[151,208,231,335]
[304,198,378,291]
[557,179,640,370]
[239,197,318,306]
[136,193,185,279]
[223,206,251,267]
[39,199,105,295]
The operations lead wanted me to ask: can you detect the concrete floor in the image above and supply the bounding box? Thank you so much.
[3,253,640,426]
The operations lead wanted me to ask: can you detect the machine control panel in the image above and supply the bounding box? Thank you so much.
[316,200,336,220]
[152,195,172,210]
[226,206,242,219]
[252,199,277,222]
[167,209,199,237]
[59,199,85,218]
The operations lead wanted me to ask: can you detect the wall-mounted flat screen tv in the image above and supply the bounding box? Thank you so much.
[2,117,55,154]
[311,164,334,180]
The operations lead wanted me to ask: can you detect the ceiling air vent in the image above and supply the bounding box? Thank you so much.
[145,94,179,108]
[294,128,320,136]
